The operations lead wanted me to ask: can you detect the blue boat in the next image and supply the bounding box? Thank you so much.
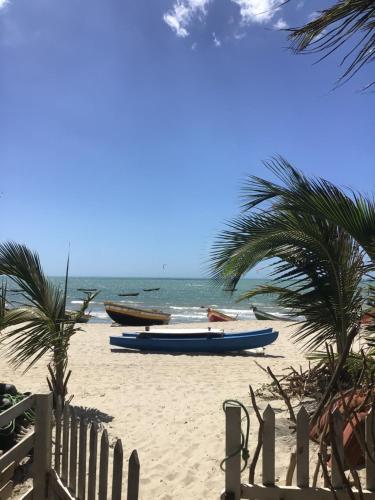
[109,327,278,353]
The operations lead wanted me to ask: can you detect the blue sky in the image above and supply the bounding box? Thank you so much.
[0,0,373,278]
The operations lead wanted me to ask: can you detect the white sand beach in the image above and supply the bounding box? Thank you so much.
[2,320,311,499]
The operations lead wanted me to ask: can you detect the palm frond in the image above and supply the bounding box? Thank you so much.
[241,157,375,262]
[288,0,375,85]
[210,160,371,354]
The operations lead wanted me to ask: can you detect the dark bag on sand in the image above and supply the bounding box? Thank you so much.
[0,383,17,396]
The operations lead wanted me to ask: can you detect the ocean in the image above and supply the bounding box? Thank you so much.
[43,277,284,324]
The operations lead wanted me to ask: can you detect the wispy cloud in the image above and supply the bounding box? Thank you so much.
[163,0,211,38]
[231,0,282,24]
[212,31,221,46]
[0,0,10,10]
[273,17,288,29]
[163,0,286,40]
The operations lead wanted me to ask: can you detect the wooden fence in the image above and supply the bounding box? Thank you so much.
[52,401,140,500]
[0,393,140,500]
[222,405,375,500]
[0,393,52,500]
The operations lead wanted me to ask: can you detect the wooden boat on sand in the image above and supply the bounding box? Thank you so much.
[104,301,170,326]
[252,305,294,321]
[207,308,236,322]
[110,327,278,353]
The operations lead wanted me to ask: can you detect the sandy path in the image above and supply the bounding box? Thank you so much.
[1,320,308,499]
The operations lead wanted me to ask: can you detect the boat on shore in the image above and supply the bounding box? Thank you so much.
[110,327,278,353]
[104,301,170,326]
[252,305,294,321]
[207,308,236,322]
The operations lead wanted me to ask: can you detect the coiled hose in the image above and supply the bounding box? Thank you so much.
[220,399,250,473]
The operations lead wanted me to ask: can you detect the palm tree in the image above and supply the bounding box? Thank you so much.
[210,158,373,356]
[211,158,375,418]
[0,242,87,404]
[288,0,375,88]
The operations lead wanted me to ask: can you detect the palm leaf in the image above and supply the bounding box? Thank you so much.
[288,0,375,86]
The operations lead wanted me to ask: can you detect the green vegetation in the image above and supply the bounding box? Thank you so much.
[0,242,94,404]
[210,157,375,356]
[288,0,375,88]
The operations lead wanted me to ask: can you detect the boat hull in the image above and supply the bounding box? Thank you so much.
[207,308,235,322]
[253,307,293,321]
[110,329,278,353]
[104,301,170,326]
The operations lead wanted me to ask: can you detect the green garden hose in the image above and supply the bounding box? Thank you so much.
[220,399,250,473]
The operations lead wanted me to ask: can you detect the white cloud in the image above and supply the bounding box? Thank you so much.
[163,0,211,38]
[212,31,221,46]
[273,18,288,29]
[191,41,198,50]
[231,0,281,24]
[296,1,304,9]
[0,0,9,9]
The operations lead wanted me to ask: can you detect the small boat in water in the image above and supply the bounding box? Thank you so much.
[110,327,278,353]
[104,301,170,326]
[143,288,160,292]
[118,292,139,297]
[252,305,294,321]
[207,308,236,322]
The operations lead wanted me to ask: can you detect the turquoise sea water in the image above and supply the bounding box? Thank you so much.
[40,277,284,324]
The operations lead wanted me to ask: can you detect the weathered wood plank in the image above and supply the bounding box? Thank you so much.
[224,406,241,500]
[366,408,375,491]
[68,408,78,495]
[49,469,76,500]
[19,487,33,500]
[87,423,98,500]
[0,462,16,486]
[0,395,34,428]
[296,406,309,488]
[78,417,88,499]
[111,439,123,500]
[262,405,275,486]
[0,433,34,473]
[98,429,109,500]
[241,483,375,499]
[127,450,140,500]
[0,480,13,499]
[33,393,53,500]
[331,408,344,489]
[54,396,63,475]
[61,404,70,484]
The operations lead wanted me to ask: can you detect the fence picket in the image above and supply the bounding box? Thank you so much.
[69,408,78,495]
[98,429,109,500]
[224,406,241,500]
[331,409,344,489]
[366,408,375,491]
[61,404,70,483]
[262,405,275,486]
[127,450,140,500]
[296,406,309,488]
[78,417,88,499]
[88,423,98,500]
[112,439,123,500]
[55,396,63,475]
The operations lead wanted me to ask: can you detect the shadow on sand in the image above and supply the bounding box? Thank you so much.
[110,348,283,359]
[71,405,114,425]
